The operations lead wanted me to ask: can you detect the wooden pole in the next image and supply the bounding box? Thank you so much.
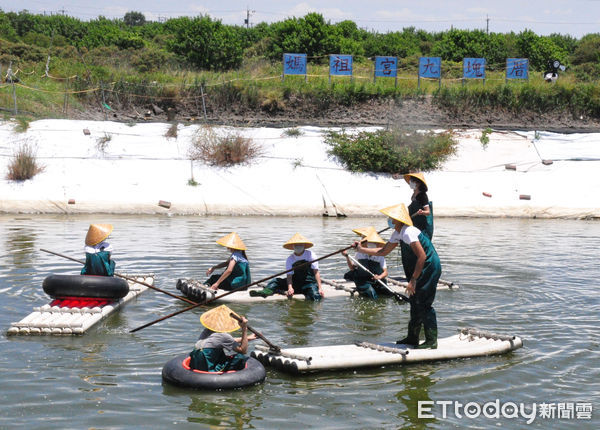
[130,227,391,333]
[229,313,281,352]
[200,85,207,119]
[346,254,409,302]
[40,248,197,305]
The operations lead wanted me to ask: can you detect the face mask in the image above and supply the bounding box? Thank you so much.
[293,245,305,254]
[387,217,395,229]
[367,242,378,249]
[409,180,417,190]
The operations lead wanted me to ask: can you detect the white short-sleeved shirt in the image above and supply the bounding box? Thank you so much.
[195,328,239,355]
[84,240,113,254]
[355,251,387,269]
[230,251,248,264]
[286,249,318,272]
[389,225,421,246]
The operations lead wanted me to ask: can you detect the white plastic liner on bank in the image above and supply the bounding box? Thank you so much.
[1,120,599,218]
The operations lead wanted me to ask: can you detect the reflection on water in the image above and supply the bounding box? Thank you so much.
[396,368,436,427]
[187,394,261,428]
[280,299,322,346]
[0,214,599,429]
[6,226,37,269]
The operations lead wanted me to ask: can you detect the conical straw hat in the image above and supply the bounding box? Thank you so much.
[283,233,314,250]
[380,203,413,227]
[216,232,246,251]
[85,224,113,246]
[200,305,241,333]
[363,229,386,245]
[352,226,377,237]
[404,172,427,188]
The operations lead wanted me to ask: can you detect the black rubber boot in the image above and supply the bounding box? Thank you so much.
[416,328,438,349]
[396,321,421,346]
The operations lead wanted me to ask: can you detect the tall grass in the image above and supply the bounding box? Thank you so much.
[6,142,44,181]
[188,125,262,166]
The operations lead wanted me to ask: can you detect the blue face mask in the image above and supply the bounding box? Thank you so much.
[387,217,395,229]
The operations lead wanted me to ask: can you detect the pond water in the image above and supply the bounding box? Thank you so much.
[0,214,598,429]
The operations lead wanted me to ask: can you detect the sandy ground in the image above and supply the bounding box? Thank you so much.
[1,119,599,219]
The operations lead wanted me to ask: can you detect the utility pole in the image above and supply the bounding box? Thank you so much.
[486,15,489,34]
[244,6,255,29]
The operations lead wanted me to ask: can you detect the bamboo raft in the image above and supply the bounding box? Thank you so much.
[7,274,154,336]
[176,276,458,304]
[251,328,523,374]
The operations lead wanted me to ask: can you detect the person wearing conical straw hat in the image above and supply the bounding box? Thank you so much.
[341,226,390,299]
[205,232,251,292]
[404,172,434,240]
[250,233,324,300]
[356,204,441,349]
[81,224,116,276]
[189,305,257,372]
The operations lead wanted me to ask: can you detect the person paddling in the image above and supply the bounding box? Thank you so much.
[189,305,257,372]
[205,232,251,292]
[405,173,434,240]
[250,233,324,301]
[81,224,115,276]
[342,226,390,299]
[357,204,441,349]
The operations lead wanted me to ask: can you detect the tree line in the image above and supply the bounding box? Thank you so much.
[1,9,599,80]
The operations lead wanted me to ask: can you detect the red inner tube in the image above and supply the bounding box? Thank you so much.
[50,297,113,308]
[181,356,248,374]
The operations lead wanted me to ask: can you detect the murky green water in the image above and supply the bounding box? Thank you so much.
[0,215,598,429]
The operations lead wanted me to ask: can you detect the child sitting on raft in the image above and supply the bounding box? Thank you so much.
[342,226,390,299]
[189,305,256,372]
[250,233,324,301]
[205,232,251,291]
[81,224,115,277]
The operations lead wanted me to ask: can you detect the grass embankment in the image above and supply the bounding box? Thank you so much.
[3,58,600,123]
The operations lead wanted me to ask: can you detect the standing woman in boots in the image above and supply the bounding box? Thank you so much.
[356,203,441,349]
[404,172,433,240]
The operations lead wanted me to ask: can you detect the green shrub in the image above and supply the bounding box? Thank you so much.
[325,128,457,173]
[6,142,44,180]
[13,116,31,133]
[284,127,303,137]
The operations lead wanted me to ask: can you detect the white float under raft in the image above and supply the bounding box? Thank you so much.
[176,276,458,304]
[251,328,523,374]
[7,274,154,336]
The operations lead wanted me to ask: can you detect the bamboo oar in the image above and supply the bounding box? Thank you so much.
[229,313,281,352]
[347,254,409,303]
[130,227,391,333]
[40,248,198,306]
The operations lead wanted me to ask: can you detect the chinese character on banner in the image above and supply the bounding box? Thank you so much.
[538,403,557,419]
[375,56,397,78]
[557,403,574,419]
[419,57,441,79]
[463,58,486,79]
[506,58,529,80]
[283,53,307,75]
[575,403,592,420]
[329,55,353,76]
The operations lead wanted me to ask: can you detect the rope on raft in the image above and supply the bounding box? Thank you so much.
[354,341,409,356]
[458,327,516,342]
[254,344,313,363]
